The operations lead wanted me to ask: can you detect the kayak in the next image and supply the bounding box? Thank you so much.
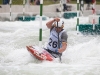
[26,45,54,61]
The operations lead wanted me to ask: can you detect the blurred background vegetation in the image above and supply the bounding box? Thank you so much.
[71,0,100,4]
[0,0,100,5]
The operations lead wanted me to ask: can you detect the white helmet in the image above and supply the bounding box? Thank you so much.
[53,20,64,28]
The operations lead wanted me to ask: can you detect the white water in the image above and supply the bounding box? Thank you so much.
[0,17,100,75]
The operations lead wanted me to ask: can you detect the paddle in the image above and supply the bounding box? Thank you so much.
[57,21,62,63]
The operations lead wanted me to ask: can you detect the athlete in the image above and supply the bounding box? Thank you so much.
[46,17,68,58]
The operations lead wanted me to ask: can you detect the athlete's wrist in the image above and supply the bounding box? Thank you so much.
[58,48,63,53]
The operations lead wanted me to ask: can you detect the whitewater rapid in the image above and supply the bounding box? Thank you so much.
[0,17,100,75]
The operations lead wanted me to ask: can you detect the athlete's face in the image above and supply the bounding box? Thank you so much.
[55,27,63,33]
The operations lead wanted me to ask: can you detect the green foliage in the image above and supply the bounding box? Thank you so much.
[0,0,3,4]
[0,0,59,5]
[0,0,99,5]
[12,0,23,5]
[71,0,100,4]
[43,0,59,5]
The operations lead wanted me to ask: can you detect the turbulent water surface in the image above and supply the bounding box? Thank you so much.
[0,17,100,75]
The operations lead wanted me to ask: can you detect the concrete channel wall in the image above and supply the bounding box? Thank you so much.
[0,4,100,21]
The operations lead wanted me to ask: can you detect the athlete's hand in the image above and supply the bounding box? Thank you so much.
[58,48,64,53]
[54,18,60,22]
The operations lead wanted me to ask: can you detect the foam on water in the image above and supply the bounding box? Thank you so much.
[0,17,100,75]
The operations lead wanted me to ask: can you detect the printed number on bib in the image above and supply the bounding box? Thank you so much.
[49,38,57,48]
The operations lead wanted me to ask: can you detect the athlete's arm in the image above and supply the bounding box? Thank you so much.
[46,18,60,29]
[58,42,67,53]
[58,31,68,53]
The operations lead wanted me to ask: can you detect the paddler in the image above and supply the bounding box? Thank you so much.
[45,17,68,58]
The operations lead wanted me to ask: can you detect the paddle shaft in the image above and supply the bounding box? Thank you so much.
[57,21,60,48]
[57,21,62,63]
